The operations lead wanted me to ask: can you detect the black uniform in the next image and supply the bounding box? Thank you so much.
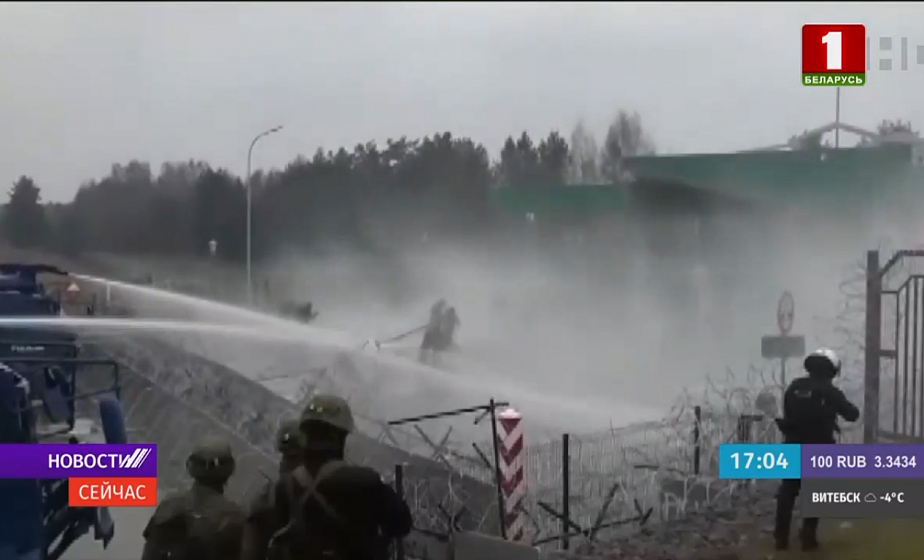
[269,460,412,560]
[773,374,860,550]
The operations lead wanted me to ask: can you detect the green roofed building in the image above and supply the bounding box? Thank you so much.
[490,122,924,260]
[623,141,924,209]
[491,122,924,226]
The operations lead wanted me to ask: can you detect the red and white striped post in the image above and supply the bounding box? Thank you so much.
[497,407,527,541]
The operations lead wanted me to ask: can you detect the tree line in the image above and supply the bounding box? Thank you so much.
[1,115,916,262]
[1,111,655,262]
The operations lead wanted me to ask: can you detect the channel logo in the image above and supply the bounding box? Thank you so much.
[0,443,158,479]
[48,446,154,470]
[802,24,867,86]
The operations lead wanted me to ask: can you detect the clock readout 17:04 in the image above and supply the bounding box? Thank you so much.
[719,444,801,479]
[730,451,789,470]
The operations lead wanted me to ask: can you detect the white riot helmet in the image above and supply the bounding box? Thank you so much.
[804,347,841,378]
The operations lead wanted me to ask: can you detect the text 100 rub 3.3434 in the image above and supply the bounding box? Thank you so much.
[719,444,924,479]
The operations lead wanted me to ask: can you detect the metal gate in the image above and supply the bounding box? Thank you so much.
[865,249,924,443]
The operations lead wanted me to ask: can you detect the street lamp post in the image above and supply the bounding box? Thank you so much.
[246,125,283,305]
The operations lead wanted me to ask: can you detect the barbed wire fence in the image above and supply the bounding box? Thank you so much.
[370,401,517,560]
[510,370,780,551]
[370,345,871,556]
[819,238,911,438]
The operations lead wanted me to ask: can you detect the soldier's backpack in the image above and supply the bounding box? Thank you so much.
[268,460,358,560]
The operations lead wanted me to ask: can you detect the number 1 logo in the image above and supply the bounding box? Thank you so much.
[802,24,866,87]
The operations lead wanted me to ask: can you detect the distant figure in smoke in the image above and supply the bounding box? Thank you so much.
[295,302,318,323]
[429,299,447,326]
[420,299,459,363]
[421,299,446,351]
[441,306,460,345]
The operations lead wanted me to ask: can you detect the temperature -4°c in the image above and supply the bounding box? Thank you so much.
[881,492,906,503]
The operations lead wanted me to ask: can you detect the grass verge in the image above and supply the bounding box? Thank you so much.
[737,517,924,560]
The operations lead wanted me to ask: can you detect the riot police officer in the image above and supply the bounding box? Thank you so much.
[240,420,305,560]
[774,348,860,551]
[268,394,412,560]
[142,437,245,560]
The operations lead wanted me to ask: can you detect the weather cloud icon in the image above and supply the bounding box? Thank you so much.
[864,493,877,503]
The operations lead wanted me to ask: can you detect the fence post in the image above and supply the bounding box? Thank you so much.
[561,433,570,551]
[737,414,756,443]
[693,406,701,475]
[394,464,405,560]
[497,406,527,541]
[489,399,508,540]
[864,249,882,443]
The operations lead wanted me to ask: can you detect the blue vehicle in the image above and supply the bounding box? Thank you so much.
[0,264,97,317]
[0,263,129,560]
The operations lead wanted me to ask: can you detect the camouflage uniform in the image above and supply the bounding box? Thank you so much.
[240,420,304,560]
[142,437,245,560]
[268,394,412,560]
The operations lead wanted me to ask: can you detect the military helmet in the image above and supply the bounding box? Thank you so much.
[804,347,841,379]
[276,419,305,455]
[186,436,235,481]
[299,394,355,434]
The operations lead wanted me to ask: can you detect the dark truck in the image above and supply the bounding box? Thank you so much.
[280,300,319,323]
[0,263,128,560]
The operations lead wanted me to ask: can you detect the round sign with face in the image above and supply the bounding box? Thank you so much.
[777,291,795,335]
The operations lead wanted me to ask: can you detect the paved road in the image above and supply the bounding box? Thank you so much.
[63,504,152,560]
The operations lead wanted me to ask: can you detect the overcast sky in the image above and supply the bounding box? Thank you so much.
[1,2,922,201]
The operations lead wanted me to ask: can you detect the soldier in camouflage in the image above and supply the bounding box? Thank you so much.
[267,394,412,560]
[141,437,245,560]
[240,419,305,560]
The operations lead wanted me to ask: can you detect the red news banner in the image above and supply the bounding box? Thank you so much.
[0,443,158,507]
[69,477,157,507]
[802,24,867,86]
